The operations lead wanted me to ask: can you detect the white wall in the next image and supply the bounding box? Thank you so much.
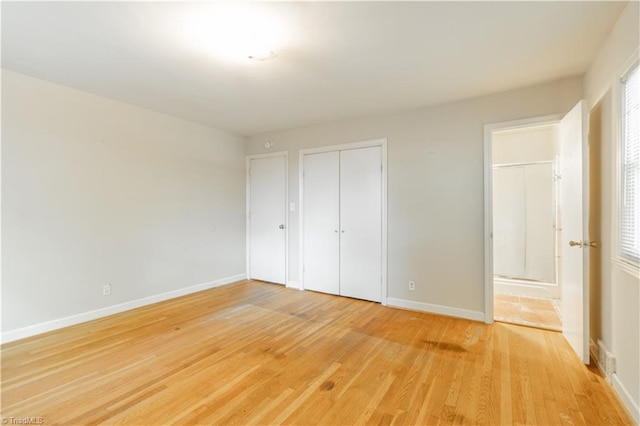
[246,77,582,318]
[492,125,557,165]
[1,70,247,338]
[585,1,640,107]
[583,1,640,422]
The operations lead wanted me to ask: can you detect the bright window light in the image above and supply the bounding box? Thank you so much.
[620,63,640,265]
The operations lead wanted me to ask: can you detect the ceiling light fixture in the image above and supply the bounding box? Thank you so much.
[188,4,284,63]
[248,50,276,62]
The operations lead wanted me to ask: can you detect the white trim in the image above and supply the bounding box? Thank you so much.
[381,141,388,305]
[484,115,562,133]
[246,151,289,285]
[493,277,558,300]
[612,373,640,424]
[617,49,639,87]
[612,257,640,279]
[493,160,555,168]
[299,138,388,305]
[483,115,563,324]
[300,139,387,155]
[1,274,247,344]
[611,60,623,268]
[286,280,301,290]
[246,151,290,159]
[484,124,494,324]
[387,297,485,322]
[298,147,304,295]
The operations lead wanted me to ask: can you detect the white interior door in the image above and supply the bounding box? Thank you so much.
[249,155,286,284]
[303,151,340,295]
[339,147,382,302]
[559,100,590,364]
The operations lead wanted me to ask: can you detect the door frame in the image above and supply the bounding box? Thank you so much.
[299,138,388,304]
[246,151,289,285]
[483,115,562,323]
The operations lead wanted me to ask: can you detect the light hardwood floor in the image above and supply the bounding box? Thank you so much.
[1,280,633,425]
[494,293,562,331]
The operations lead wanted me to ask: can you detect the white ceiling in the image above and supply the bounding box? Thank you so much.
[1,1,627,136]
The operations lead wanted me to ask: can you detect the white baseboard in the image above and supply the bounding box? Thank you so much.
[588,339,638,424]
[386,297,485,322]
[1,273,247,344]
[286,280,301,290]
[612,373,640,424]
[494,278,558,299]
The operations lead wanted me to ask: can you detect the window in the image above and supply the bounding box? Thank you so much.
[620,63,640,265]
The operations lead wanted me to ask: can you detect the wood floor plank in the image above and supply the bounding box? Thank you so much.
[1,280,634,425]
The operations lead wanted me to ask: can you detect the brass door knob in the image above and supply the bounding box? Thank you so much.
[569,240,598,248]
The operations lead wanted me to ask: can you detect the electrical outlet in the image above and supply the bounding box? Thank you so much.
[408,281,415,291]
[102,284,112,296]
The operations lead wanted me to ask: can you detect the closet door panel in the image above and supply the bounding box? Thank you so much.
[303,151,340,295]
[339,147,382,302]
[524,163,555,283]
[492,166,526,278]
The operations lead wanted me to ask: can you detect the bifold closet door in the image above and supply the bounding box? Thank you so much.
[340,147,382,302]
[303,151,340,295]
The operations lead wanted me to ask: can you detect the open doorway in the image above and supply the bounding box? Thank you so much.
[485,102,591,362]
[490,123,562,331]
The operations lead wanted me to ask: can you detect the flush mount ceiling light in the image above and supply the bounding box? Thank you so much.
[248,49,276,62]
[188,4,284,63]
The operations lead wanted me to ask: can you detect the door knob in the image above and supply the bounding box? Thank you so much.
[279,224,285,229]
[569,240,598,248]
